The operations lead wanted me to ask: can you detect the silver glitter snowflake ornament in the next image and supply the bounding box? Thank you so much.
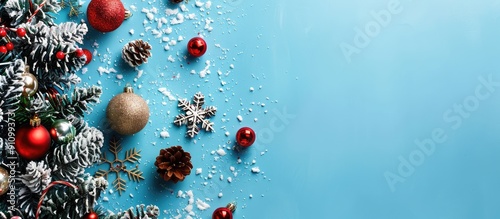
[174,92,217,138]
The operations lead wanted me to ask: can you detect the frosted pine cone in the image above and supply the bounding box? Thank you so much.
[154,146,192,183]
[122,39,152,67]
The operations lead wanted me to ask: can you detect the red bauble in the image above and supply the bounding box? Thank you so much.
[0,46,6,54]
[87,0,125,32]
[16,28,26,37]
[0,28,6,37]
[213,207,233,219]
[187,37,207,57]
[83,49,93,64]
[5,42,14,51]
[82,212,98,219]
[56,51,66,60]
[15,125,51,160]
[236,127,256,147]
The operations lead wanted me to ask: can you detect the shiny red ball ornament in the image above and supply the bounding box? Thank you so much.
[236,127,256,147]
[15,115,51,160]
[212,203,236,219]
[87,0,126,32]
[16,28,26,37]
[5,42,14,51]
[187,37,207,57]
[0,46,6,54]
[0,28,6,37]
[56,51,65,60]
[82,212,99,219]
[83,49,93,64]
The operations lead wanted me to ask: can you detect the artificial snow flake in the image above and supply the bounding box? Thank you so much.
[95,137,144,195]
[174,92,217,138]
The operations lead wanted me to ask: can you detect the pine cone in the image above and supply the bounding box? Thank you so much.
[154,146,193,183]
[20,161,52,193]
[122,39,152,67]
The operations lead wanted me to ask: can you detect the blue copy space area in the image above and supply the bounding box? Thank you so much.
[74,0,500,218]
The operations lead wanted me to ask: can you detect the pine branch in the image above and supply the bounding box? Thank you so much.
[12,22,88,90]
[39,174,107,219]
[49,126,104,182]
[0,59,24,135]
[99,205,160,219]
[2,0,60,26]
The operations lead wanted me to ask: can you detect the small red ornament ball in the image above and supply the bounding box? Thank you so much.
[15,125,51,160]
[236,127,256,147]
[82,212,99,219]
[87,0,125,32]
[212,207,233,219]
[187,37,207,57]
[83,49,93,64]
[16,28,26,37]
[0,28,6,37]
[6,42,14,51]
[56,51,66,60]
[0,46,6,54]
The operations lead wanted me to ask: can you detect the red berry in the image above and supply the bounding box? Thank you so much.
[0,46,7,54]
[56,51,66,60]
[0,28,6,37]
[75,48,84,57]
[83,49,92,64]
[16,28,26,37]
[5,42,14,51]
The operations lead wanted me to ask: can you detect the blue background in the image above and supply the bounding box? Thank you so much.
[64,0,500,218]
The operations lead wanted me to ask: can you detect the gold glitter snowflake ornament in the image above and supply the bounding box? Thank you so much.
[95,137,144,195]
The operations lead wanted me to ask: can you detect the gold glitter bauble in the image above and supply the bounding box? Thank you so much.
[106,85,149,135]
[0,166,9,196]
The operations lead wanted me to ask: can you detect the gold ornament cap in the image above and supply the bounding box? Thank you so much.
[125,9,132,19]
[124,83,134,93]
[226,203,236,212]
[30,114,42,127]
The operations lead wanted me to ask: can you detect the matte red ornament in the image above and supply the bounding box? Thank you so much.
[83,49,93,64]
[16,28,26,37]
[56,51,65,60]
[187,37,207,57]
[0,46,6,54]
[5,42,14,51]
[82,212,98,219]
[236,127,256,147]
[212,203,236,219]
[15,116,51,160]
[87,0,126,32]
[0,28,6,37]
